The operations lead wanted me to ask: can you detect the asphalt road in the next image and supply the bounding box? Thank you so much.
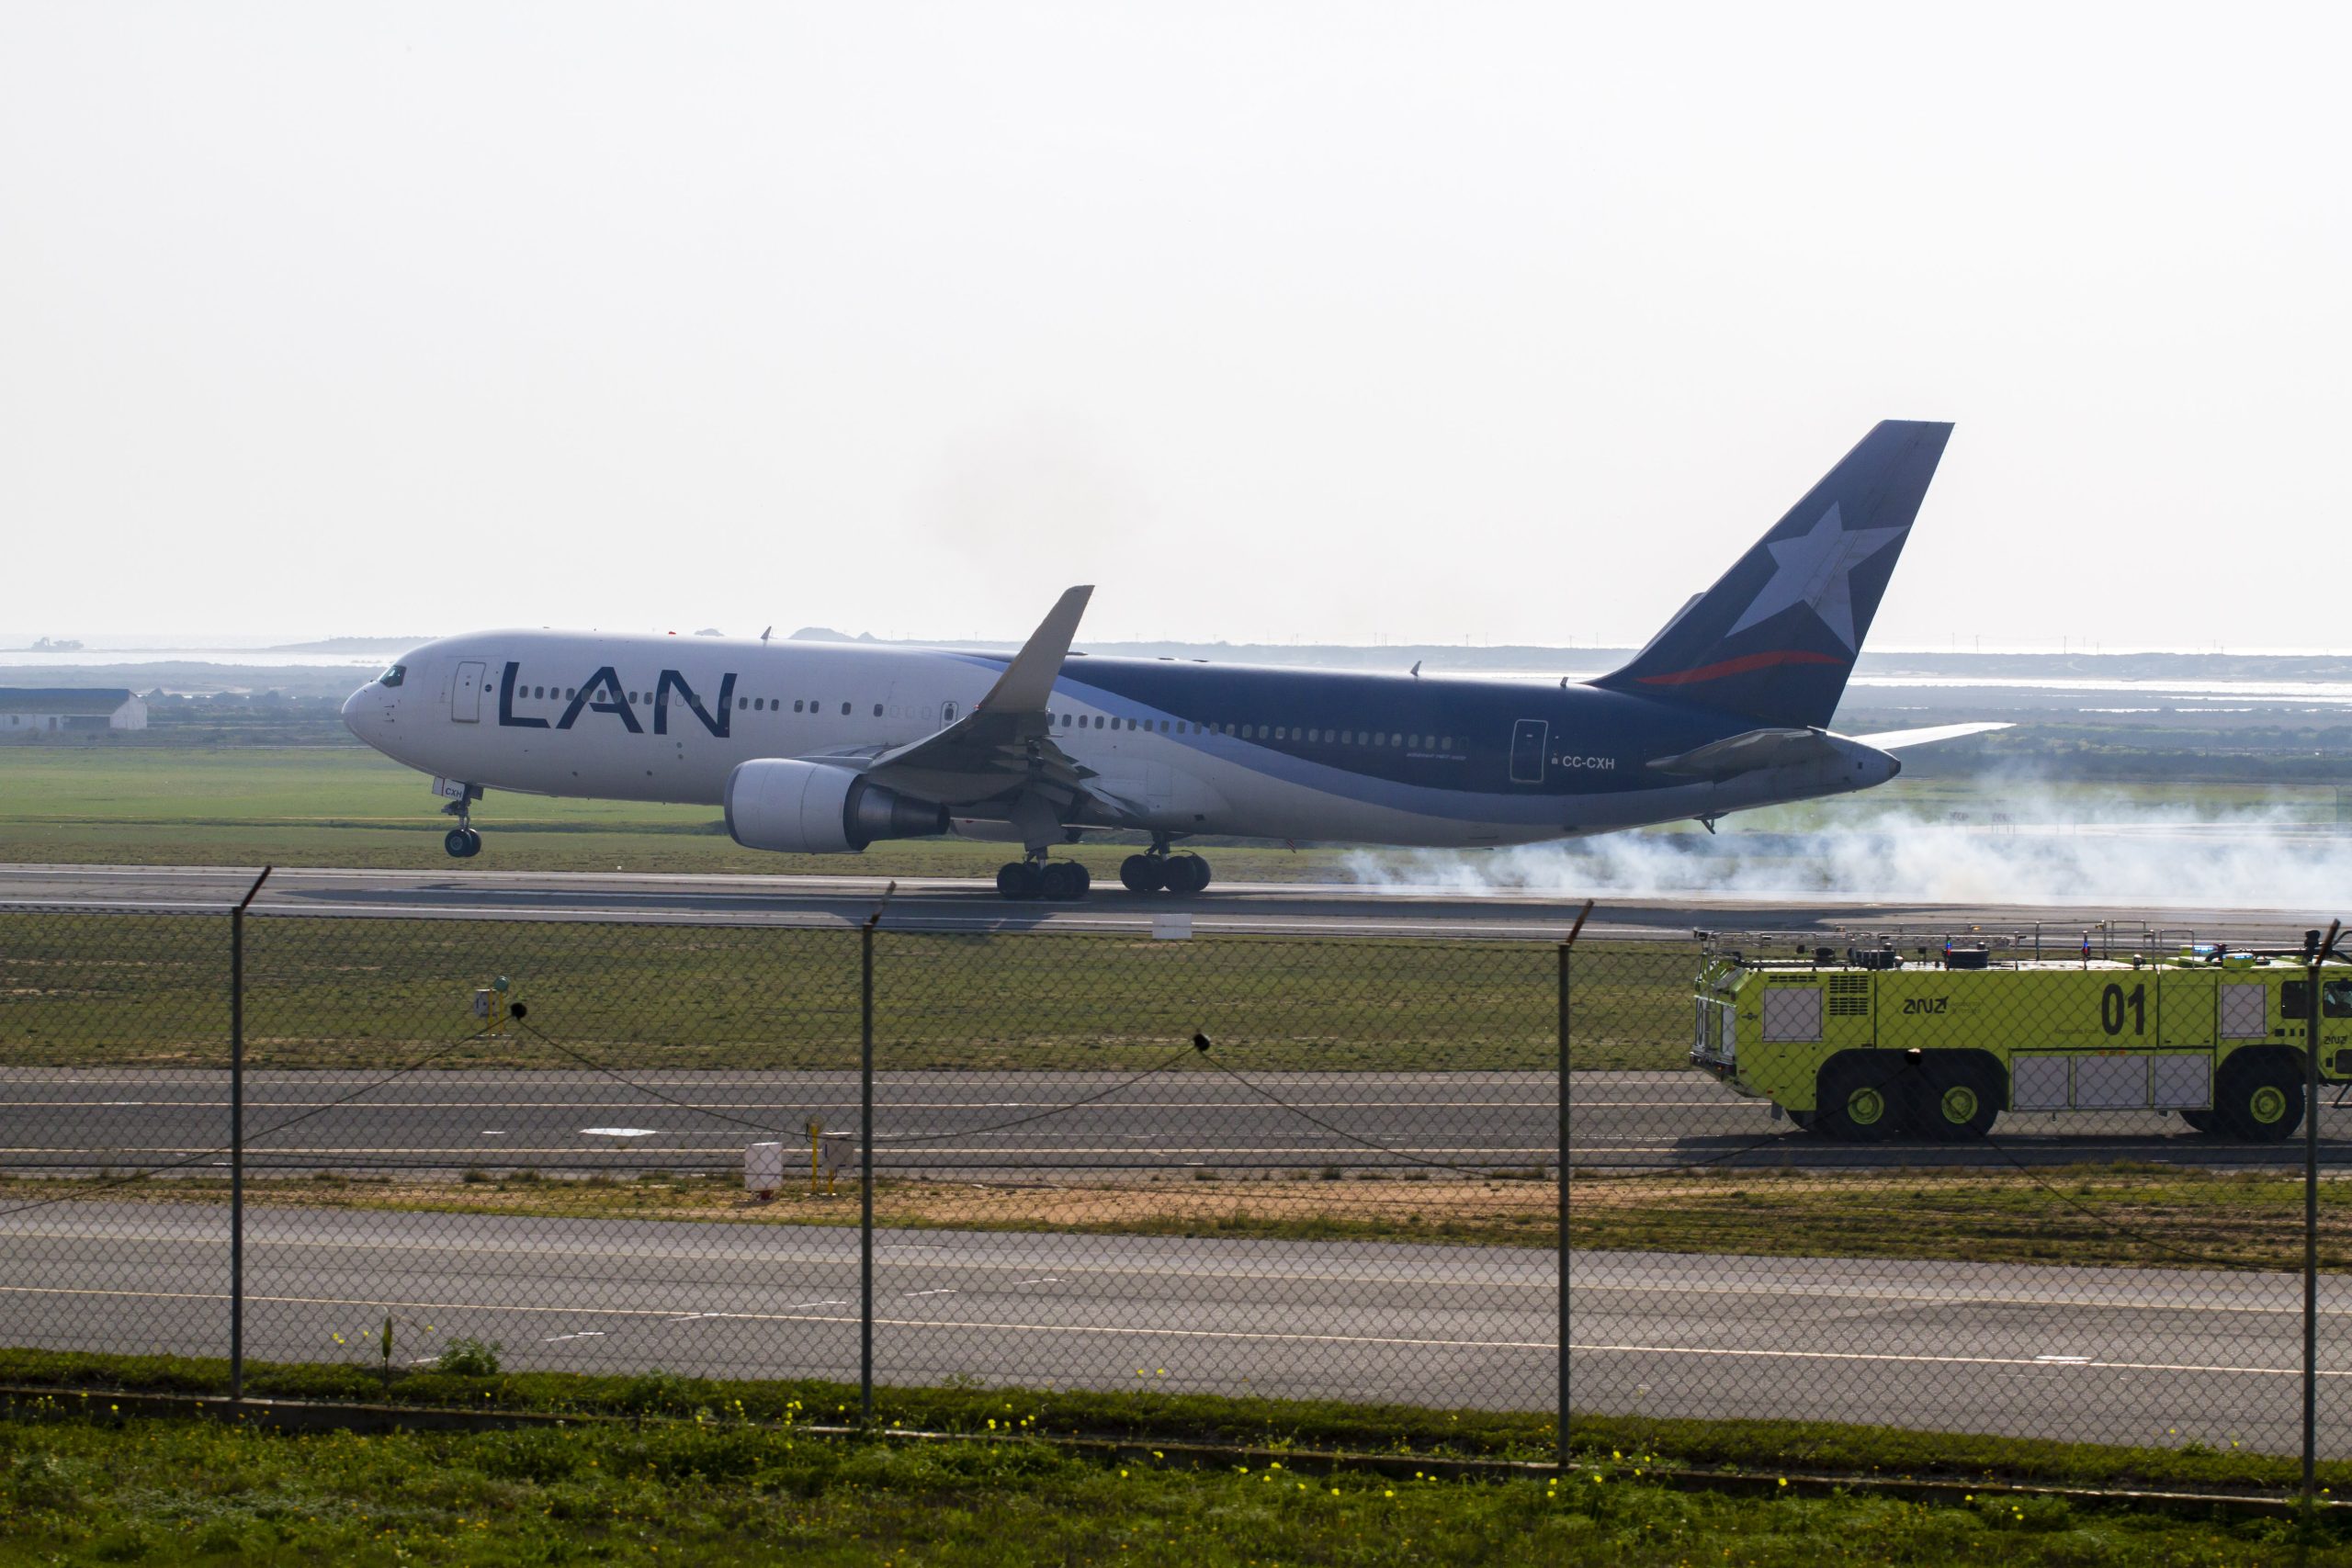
[1,1201,2340,1453]
[6,1068,2344,1177]
[0,863,2315,945]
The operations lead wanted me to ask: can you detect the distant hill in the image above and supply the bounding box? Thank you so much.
[262,637,436,653]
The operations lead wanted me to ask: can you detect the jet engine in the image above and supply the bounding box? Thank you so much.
[723,759,948,854]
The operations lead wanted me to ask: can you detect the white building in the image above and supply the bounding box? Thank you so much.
[0,688,147,733]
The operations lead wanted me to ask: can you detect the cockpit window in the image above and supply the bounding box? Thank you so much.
[378,663,407,688]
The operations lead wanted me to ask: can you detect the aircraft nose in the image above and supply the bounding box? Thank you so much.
[339,686,370,737]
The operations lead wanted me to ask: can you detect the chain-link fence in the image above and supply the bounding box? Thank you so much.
[2,902,2346,1493]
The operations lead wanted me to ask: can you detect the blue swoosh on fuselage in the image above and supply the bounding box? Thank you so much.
[944,653,1753,824]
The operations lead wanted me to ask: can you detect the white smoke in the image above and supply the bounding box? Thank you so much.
[1340,780,2352,912]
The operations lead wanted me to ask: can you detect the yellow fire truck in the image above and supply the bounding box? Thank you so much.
[1690,942,2352,1142]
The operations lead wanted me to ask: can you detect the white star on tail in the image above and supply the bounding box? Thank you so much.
[1724,504,1906,652]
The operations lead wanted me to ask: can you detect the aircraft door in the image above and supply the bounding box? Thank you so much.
[452,661,486,723]
[1509,719,1547,784]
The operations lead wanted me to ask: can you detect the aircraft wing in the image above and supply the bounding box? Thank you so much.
[845,585,1103,810]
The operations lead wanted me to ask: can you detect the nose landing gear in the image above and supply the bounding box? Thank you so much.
[440,786,484,859]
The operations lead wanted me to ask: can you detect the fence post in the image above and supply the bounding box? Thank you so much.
[228,867,271,1404]
[860,898,886,1428]
[2305,919,2340,1510]
[1557,899,1592,1472]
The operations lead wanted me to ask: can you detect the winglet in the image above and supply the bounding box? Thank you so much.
[978,586,1092,714]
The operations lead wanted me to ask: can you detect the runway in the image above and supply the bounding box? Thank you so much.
[6,1068,2341,1176]
[0,863,2316,945]
[1,1201,2341,1452]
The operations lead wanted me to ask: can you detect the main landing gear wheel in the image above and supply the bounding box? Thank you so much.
[997,860,1091,902]
[443,827,481,859]
[1119,852,1212,895]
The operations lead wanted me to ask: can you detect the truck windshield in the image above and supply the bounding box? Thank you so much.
[378,663,406,688]
[2282,978,2352,1020]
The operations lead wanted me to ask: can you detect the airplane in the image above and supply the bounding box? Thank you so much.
[342,420,2000,900]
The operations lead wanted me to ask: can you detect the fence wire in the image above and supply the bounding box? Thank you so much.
[0,905,2343,1488]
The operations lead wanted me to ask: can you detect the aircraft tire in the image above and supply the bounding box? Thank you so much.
[1169,853,1210,894]
[996,862,1043,900]
[1120,855,1163,893]
[1069,862,1091,897]
[1039,862,1080,900]
[445,827,481,859]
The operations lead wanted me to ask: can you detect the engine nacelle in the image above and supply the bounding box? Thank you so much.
[723,759,948,854]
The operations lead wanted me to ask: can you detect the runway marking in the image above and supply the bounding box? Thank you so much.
[0,1285,1554,1352]
[1573,1340,2336,1380]
[903,1289,956,1299]
[541,1332,606,1343]
[10,1280,2339,1378]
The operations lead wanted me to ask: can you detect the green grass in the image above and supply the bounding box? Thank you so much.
[5,745,2335,877]
[1,909,1688,1071]
[1,1347,2343,1498]
[0,747,1375,880]
[0,1405,2346,1565]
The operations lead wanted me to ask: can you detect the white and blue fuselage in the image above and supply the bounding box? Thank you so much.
[340,421,1974,893]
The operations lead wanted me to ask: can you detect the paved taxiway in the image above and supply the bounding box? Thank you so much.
[0,863,2315,945]
[6,1068,2341,1177]
[1,1201,2340,1453]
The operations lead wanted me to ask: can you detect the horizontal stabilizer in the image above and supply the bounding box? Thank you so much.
[1851,720,2012,750]
[1645,727,1844,780]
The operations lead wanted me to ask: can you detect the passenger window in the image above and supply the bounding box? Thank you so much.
[840,703,851,716]
[873,704,884,716]
[1408,734,1419,748]
[752,698,763,711]
[791,700,802,713]
[737,697,748,710]
[1440,736,1452,750]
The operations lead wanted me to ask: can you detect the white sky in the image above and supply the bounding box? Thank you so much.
[3,3,2343,652]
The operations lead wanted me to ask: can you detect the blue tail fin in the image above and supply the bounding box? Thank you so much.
[1592,420,1952,729]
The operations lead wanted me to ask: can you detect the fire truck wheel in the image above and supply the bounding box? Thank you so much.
[2177,1109,2217,1134]
[1815,1058,1900,1143]
[2215,1055,2303,1142]
[1920,1056,2000,1140]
